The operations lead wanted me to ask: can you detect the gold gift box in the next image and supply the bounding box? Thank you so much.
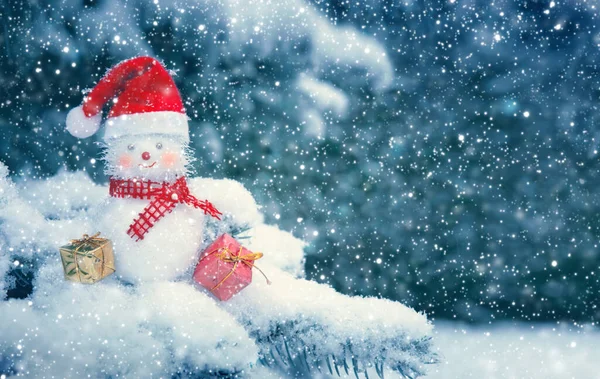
[59,233,115,284]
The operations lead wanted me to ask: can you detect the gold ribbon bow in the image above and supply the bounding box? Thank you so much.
[70,232,106,254]
[202,246,271,291]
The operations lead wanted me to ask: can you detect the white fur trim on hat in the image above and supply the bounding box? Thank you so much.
[66,105,102,138]
[103,111,190,142]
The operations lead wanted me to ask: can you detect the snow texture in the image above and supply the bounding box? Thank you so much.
[430,322,600,379]
[223,264,433,377]
[1,269,257,377]
[0,163,435,378]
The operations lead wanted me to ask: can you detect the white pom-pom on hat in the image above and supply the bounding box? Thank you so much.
[66,105,102,138]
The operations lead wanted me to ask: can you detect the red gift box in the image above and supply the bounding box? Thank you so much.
[193,234,269,301]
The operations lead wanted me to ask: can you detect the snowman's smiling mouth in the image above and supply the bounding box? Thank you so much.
[139,162,157,169]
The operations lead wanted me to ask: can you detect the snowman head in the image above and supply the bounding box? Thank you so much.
[65,56,194,182]
[102,134,192,181]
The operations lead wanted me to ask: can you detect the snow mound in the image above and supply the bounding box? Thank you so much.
[0,262,257,377]
[0,168,436,378]
[224,262,435,377]
[244,224,306,277]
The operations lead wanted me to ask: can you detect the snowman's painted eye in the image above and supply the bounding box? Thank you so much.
[127,144,135,151]
[156,142,163,150]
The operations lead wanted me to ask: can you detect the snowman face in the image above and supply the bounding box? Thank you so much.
[103,135,190,181]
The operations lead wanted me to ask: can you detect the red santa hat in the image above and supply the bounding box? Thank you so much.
[66,56,189,142]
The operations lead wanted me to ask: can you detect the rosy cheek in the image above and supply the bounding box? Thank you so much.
[118,154,133,169]
[160,152,179,168]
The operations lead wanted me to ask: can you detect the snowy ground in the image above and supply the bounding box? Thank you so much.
[428,322,600,379]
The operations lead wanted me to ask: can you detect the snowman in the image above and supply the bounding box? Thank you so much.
[64,56,433,378]
[65,56,258,284]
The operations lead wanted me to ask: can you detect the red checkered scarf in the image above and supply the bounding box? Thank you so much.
[109,176,222,241]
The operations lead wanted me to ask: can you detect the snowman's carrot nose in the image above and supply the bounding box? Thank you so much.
[141,152,151,161]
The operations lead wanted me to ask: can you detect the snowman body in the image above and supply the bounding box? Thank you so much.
[95,193,206,283]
